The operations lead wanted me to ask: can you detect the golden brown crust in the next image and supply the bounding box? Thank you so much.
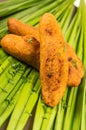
[5,17,84,88]
[1,34,40,70]
[39,13,68,107]
[66,44,84,86]
[7,18,39,41]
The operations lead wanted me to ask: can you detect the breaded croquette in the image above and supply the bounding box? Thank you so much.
[39,13,68,106]
[66,44,84,86]
[1,34,40,70]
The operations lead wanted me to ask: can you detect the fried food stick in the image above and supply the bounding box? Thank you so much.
[3,18,85,87]
[67,44,84,86]
[7,18,39,41]
[39,13,68,106]
[1,34,40,70]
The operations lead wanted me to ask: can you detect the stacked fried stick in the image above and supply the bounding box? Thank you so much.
[0,0,86,130]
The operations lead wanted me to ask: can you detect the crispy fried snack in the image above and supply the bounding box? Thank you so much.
[67,44,84,86]
[1,34,40,70]
[3,17,84,88]
[1,14,84,107]
[39,13,68,106]
[7,18,39,41]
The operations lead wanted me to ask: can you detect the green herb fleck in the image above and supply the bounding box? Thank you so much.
[71,59,78,69]
[57,52,61,56]
[63,44,66,52]
[28,38,33,43]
